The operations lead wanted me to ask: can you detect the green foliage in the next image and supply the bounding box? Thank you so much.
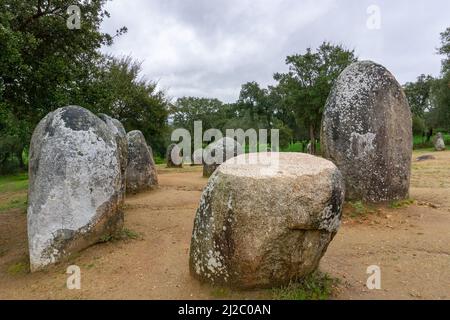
[412,115,426,135]
[348,201,375,217]
[404,74,435,118]
[0,0,127,174]
[413,132,450,150]
[89,56,169,155]
[153,155,165,165]
[272,272,338,300]
[274,42,357,153]
[281,142,303,153]
[171,96,228,143]
[404,28,450,133]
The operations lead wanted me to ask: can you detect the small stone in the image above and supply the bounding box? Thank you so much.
[434,132,446,151]
[415,154,436,162]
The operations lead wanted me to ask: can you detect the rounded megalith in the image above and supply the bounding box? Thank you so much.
[27,106,123,272]
[98,114,128,205]
[434,133,446,151]
[166,143,183,168]
[203,137,243,177]
[126,130,158,193]
[321,60,412,202]
[190,152,345,289]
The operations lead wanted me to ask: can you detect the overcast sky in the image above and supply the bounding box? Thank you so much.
[100,0,450,102]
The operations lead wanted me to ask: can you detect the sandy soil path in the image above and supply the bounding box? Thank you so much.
[0,151,449,299]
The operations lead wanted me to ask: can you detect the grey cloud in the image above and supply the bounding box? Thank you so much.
[101,0,450,102]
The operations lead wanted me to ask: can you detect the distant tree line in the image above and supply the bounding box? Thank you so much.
[404,28,450,140]
[1,1,448,174]
[171,42,358,154]
[172,28,450,152]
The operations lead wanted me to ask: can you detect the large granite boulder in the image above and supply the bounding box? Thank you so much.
[434,132,446,151]
[126,130,158,193]
[190,152,344,289]
[321,60,412,202]
[27,106,123,271]
[203,137,243,177]
[98,114,128,205]
[166,143,183,168]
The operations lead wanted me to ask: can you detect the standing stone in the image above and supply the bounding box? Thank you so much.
[191,148,204,166]
[27,106,123,271]
[98,114,128,205]
[166,143,183,168]
[126,130,158,193]
[321,60,412,202]
[203,137,243,177]
[434,132,446,151]
[190,152,344,289]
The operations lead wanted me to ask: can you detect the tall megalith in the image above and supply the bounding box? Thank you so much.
[321,61,412,202]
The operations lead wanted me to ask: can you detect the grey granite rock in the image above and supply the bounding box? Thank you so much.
[190,152,344,289]
[27,106,123,271]
[321,61,412,202]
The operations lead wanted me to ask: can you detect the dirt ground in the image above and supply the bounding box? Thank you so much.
[0,151,449,300]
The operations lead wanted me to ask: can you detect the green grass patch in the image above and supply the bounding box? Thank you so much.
[272,272,339,300]
[281,142,303,152]
[389,198,414,209]
[99,228,142,243]
[413,133,450,150]
[0,195,28,213]
[0,173,28,193]
[210,287,231,299]
[153,155,165,165]
[347,201,375,217]
[7,261,29,275]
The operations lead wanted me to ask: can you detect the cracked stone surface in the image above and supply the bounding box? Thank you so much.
[321,60,412,202]
[27,106,123,272]
[190,152,344,289]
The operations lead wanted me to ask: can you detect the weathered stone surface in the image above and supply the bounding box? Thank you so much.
[126,130,158,193]
[434,133,446,151]
[166,143,183,168]
[27,106,123,271]
[321,60,412,202]
[191,148,204,166]
[203,137,243,177]
[99,114,128,205]
[190,152,344,289]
